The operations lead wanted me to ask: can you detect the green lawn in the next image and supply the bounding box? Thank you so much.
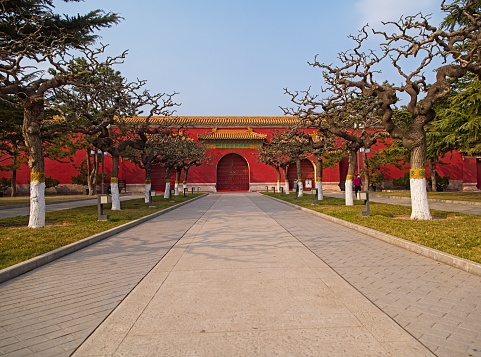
[0,195,201,269]
[264,193,481,265]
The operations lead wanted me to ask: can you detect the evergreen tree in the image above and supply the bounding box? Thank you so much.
[0,0,121,227]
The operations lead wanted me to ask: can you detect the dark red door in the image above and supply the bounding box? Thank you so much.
[477,159,481,190]
[217,154,249,191]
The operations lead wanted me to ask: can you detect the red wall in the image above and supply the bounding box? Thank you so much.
[0,127,473,188]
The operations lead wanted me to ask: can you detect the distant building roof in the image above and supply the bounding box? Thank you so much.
[198,128,267,141]
[125,116,299,127]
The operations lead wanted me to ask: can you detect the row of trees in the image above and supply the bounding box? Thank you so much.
[0,0,207,228]
[278,0,481,220]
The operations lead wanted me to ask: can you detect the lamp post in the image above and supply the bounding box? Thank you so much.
[90,149,108,194]
[101,152,105,194]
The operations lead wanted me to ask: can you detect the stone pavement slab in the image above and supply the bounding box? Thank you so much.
[252,194,481,357]
[2,193,480,356]
[0,195,217,357]
[73,193,432,357]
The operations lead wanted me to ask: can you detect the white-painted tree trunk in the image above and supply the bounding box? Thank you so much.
[298,180,304,197]
[183,182,188,194]
[316,180,323,200]
[284,180,289,194]
[276,180,280,192]
[174,181,179,196]
[111,183,121,210]
[144,183,151,203]
[28,181,45,228]
[164,182,171,198]
[345,179,354,206]
[410,178,432,220]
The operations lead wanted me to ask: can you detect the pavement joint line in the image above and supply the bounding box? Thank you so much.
[267,195,481,278]
[0,194,207,285]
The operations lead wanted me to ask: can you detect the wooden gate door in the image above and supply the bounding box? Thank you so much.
[217,154,249,191]
[477,158,481,190]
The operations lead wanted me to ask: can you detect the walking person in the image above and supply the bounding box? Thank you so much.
[354,174,362,199]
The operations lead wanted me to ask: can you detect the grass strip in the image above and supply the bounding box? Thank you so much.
[263,193,481,265]
[0,195,201,269]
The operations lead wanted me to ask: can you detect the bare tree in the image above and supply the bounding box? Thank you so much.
[301,129,340,201]
[258,130,291,193]
[306,0,481,219]
[285,87,386,205]
[52,61,179,209]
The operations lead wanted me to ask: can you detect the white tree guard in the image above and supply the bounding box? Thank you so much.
[111,183,121,210]
[284,180,290,194]
[164,182,171,199]
[345,179,354,206]
[298,181,304,197]
[28,181,45,228]
[144,183,152,203]
[174,181,179,196]
[316,181,323,200]
[410,178,432,220]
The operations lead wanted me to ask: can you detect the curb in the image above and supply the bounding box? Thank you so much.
[269,196,481,278]
[0,195,207,284]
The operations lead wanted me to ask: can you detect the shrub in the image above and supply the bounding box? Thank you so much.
[45,176,60,188]
[370,171,385,187]
[392,172,410,189]
[429,172,450,191]
[0,177,11,191]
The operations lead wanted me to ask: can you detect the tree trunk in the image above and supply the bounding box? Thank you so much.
[362,151,369,191]
[275,166,281,192]
[11,168,17,197]
[281,166,289,194]
[110,154,121,210]
[164,166,171,199]
[22,97,45,228]
[87,150,97,196]
[144,165,152,203]
[427,159,437,192]
[315,156,323,200]
[174,168,181,196]
[345,150,356,206]
[296,159,303,197]
[409,140,432,220]
[183,167,189,193]
[87,149,95,196]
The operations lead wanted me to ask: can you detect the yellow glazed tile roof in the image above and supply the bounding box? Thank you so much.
[125,116,299,127]
[198,128,267,140]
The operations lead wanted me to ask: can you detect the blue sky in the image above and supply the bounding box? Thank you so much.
[54,0,443,116]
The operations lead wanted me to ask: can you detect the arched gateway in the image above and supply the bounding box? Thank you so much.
[217,154,249,191]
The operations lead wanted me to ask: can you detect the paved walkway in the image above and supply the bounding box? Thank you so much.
[0,193,480,356]
[0,194,144,220]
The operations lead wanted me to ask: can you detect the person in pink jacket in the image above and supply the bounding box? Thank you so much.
[353,174,362,197]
